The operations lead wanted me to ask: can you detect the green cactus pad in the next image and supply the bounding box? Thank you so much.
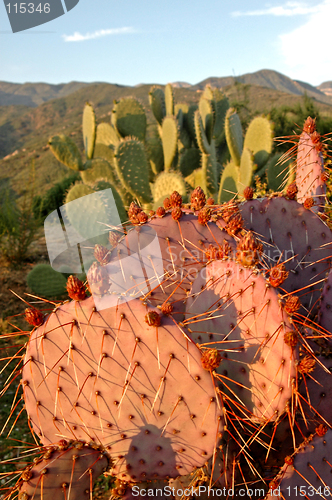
[243,116,273,170]
[93,143,115,166]
[82,102,96,160]
[194,110,211,155]
[146,134,164,175]
[81,158,116,186]
[176,107,184,129]
[178,126,191,150]
[112,97,146,141]
[65,183,125,243]
[48,134,83,171]
[175,103,189,116]
[199,97,214,143]
[267,154,293,192]
[96,122,120,147]
[27,264,67,298]
[149,86,166,125]
[202,153,218,194]
[57,265,86,282]
[212,89,229,146]
[66,183,94,203]
[185,168,207,194]
[218,161,239,203]
[179,147,201,177]
[238,147,254,196]
[114,138,152,203]
[161,115,178,172]
[92,181,127,221]
[217,142,231,169]
[165,83,174,116]
[185,104,198,142]
[202,85,214,101]
[152,171,187,203]
[225,108,243,166]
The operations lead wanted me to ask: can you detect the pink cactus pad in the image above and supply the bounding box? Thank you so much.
[296,130,326,212]
[265,429,332,499]
[90,211,236,318]
[239,197,332,316]
[300,356,332,429]
[22,297,222,481]
[317,269,332,338]
[18,443,109,500]
[185,259,297,421]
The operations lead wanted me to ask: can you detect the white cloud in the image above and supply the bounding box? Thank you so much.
[231,2,320,17]
[279,0,332,84]
[62,27,136,42]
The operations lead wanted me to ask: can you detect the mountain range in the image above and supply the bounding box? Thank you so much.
[1,69,331,107]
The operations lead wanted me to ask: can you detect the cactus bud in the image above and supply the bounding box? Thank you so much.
[163,198,172,210]
[25,308,44,327]
[66,276,86,301]
[161,303,173,316]
[243,186,254,200]
[170,191,182,208]
[303,117,316,134]
[171,207,183,221]
[109,230,123,247]
[138,211,148,224]
[156,206,166,217]
[303,197,314,210]
[128,202,142,225]
[201,349,221,371]
[284,330,298,348]
[236,231,263,268]
[145,311,161,327]
[286,182,298,200]
[94,245,111,266]
[191,186,206,211]
[225,212,243,236]
[298,355,315,374]
[197,207,211,225]
[316,423,328,437]
[87,263,109,296]
[284,295,301,315]
[268,264,289,287]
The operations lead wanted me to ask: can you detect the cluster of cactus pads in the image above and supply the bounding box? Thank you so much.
[47,83,282,244]
[2,116,332,500]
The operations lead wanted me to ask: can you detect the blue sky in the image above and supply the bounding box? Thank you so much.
[1,0,331,87]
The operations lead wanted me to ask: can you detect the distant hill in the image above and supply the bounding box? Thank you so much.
[171,82,192,88]
[193,69,332,106]
[317,81,332,96]
[0,81,94,107]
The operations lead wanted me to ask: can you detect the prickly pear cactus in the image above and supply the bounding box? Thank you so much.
[2,107,332,500]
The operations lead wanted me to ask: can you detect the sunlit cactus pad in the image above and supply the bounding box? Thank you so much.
[22,297,222,481]
[185,259,297,421]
